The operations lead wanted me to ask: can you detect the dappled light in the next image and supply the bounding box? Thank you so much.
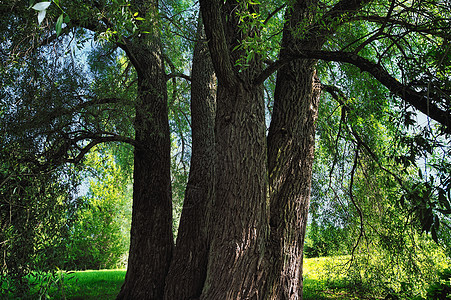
[1,0,450,299]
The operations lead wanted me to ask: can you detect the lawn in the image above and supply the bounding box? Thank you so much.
[6,257,377,299]
[46,269,125,300]
[303,256,379,300]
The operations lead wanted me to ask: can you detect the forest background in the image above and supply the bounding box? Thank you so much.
[1,0,451,299]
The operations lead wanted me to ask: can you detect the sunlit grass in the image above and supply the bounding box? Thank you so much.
[58,264,343,300]
[7,257,387,299]
[53,258,345,299]
[49,269,126,299]
[303,256,381,300]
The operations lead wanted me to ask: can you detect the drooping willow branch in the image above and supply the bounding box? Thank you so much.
[322,83,408,190]
[256,50,451,132]
[348,142,366,261]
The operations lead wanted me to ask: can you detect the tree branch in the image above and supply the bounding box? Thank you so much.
[286,50,450,131]
[307,0,373,43]
[253,60,288,85]
[263,4,286,25]
[348,143,365,261]
[199,0,238,88]
[349,15,451,39]
[322,83,412,190]
[66,134,137,164]
[166,73,191,82]
[39,97,124,122]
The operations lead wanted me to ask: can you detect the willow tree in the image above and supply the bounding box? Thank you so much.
[198,0,450,298]
[2,0,450,299]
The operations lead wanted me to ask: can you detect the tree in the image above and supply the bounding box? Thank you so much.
[164,18,216,299]
[1,0,450,299]
[114,0,174,297]
[64,144,132,270]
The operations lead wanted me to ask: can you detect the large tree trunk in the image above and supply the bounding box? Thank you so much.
[201,81,268,299]
[116,0,367,298]
[117,1,174,299]
[265,2,321,299]
[266,62,320,299]
[199,1,269,298]
[265,0,372,296]
[164,19,216,300]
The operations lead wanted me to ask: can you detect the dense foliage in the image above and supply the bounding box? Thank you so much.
[1,0,450,298]
[305,59,451,297]
[63,145,133,270]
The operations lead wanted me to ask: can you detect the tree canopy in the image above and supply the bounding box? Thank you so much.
[1,0,450,298]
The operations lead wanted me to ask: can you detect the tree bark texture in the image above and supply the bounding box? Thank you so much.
[117,1,174,299]
[266,62,320,299]
[118,0,370,298]
[199,1,269,298]
[265,2,321,299]
[263,1,373,297]
[200,82,268,299]
[164,19,216,300]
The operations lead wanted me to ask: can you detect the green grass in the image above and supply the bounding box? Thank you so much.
[56,264,351,300]
[47,269,125,300]
[7,257,376,299]
[303,256,380,300]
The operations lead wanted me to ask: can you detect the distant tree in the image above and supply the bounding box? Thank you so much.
[64,144,132,270]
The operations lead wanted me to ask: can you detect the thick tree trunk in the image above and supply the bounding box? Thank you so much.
[117,1,174,299]
[265,2,322,299]
[164,20,216,300]
[117,66,174,300]
[118,71,173,300]
[200,80,268,299]
[198,1,269,298]
[266,61,320,299]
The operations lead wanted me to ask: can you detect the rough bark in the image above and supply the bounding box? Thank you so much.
[117,1,174,299]
[164,19,216,300]
[266,62,320,299]
[199,1,269,298]
[200,82,268,299]
[264,0,376,297]
[265,2,321,299]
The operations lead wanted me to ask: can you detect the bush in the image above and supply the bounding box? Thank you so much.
[62,147,132,270]
[426,268,451,300]
[0,161,77,298]
[304,219,350,258]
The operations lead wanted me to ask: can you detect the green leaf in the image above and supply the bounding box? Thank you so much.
[438,189,451,210]
[431,226,438,243]
[421,214,433,233]
[135,17,145,21]
[64,15,71,23]
[56,14,64,37]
